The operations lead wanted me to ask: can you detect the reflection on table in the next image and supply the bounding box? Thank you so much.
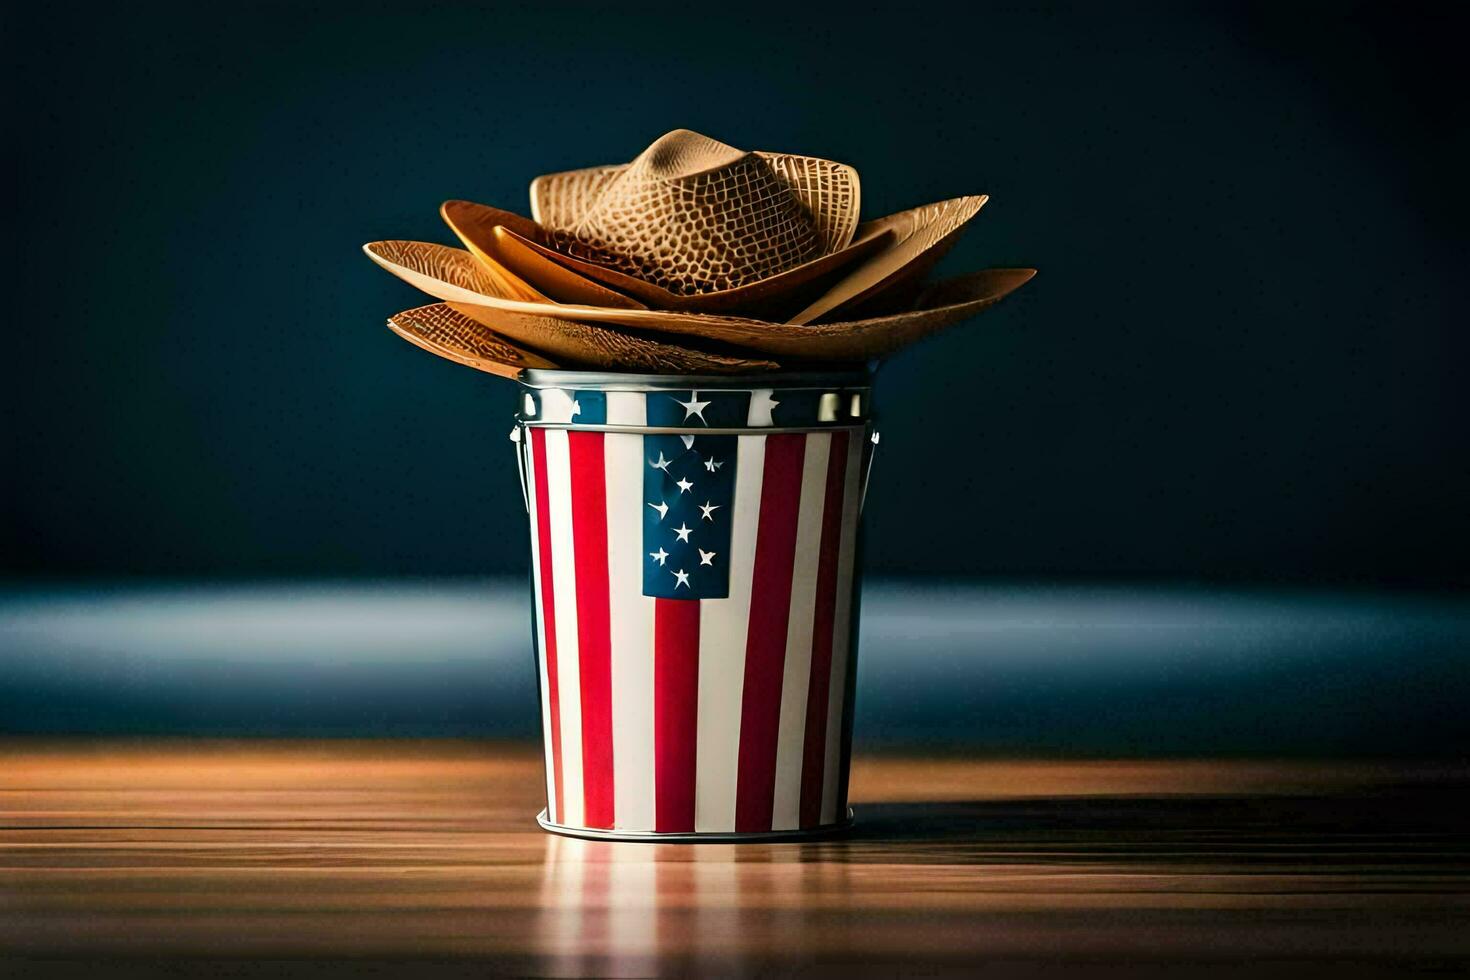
[3,742,1466,976]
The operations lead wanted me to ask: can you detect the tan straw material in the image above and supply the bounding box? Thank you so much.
[790,195,989,324]
[530,129,859,296]
[446,302,780,375]
[363,240,1033,361]
[498,220,890,317]
[440,199,646,310]
[387,303,558,378]
[445,198,883,316]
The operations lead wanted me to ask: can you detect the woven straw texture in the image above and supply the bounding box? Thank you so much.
[387,303,557,378]
[364,239,1032,362]
[529,166,621,232]
[532,130,859,297]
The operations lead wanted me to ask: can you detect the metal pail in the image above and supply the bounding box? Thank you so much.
[512,370,875,841]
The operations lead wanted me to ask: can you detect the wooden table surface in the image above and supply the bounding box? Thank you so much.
[2,741,1467,978]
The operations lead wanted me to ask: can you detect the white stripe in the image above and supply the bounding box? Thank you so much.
[695,433,765,832]
[526,433,556,822]
[770,433,831,830]
[821,434,864,824]
[541,388,580,423]
[606,429,656,831]
[605,391,645,426]
[545,428,584,827]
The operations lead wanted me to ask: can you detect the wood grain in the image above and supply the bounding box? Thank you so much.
[2,742,1466,977]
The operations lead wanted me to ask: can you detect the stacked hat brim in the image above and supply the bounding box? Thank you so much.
[387,303,557,379]
[390,303,781,377]
[441,199,895,319]
[364,128,1034,376]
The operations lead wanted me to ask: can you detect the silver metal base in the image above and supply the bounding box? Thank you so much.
[536,808,855,843]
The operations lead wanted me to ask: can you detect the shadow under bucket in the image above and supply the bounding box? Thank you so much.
[512,370,876,841]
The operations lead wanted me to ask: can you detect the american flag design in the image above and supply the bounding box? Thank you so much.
[518,381,869,835]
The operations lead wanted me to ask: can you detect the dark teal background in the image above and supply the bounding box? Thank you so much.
[3,3,1468,750]
[6,1,1467,585]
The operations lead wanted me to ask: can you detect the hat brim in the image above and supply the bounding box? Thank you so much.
[789,196,989,324]
[501,221,892,317]
[446,301,782,375]
[595,267,1038,361]
[364,240,1033,361]
[530,151,861,255]
[387,303,559,378]
[440,200,647,310]
[446,198,886,316]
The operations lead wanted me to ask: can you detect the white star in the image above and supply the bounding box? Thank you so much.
[699,501,720,521]
[698,549,716,566]
[648,500,668,520]
[672,568,690,589]
[676,391,711,424]
[649,547,668,566]
[570,399,581,418]
[704,457,723,472]
[676,477,694,494]
[747,388,780,426]
[649,451,671,473]
[680,434,695,449]
[672,523,692,543]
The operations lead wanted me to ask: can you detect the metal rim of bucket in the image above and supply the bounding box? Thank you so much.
[517,369,872,392]
[514,369,875,435]
[535,808,856,843]
[519,422,870,436]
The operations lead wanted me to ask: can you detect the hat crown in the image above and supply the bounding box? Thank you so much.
[551,130,827,297]
[636,129,745,179]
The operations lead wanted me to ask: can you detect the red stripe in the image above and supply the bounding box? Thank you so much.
[734,433,808,833]
[530,427,565,825]
[568,432,614,829]
[654,597,700,833]
[800,430,849,827]
[834,435,871,820]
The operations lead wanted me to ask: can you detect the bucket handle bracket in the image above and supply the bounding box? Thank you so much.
[510,425,529,513]
[861,429,880,513]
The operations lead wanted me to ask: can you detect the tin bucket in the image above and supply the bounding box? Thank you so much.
[511,370,876,842]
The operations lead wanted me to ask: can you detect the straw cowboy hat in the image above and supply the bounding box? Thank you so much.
[438,198,891,319]
[364,237,1033,361]
[363,128,1034,373]
[530,129,861,297]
